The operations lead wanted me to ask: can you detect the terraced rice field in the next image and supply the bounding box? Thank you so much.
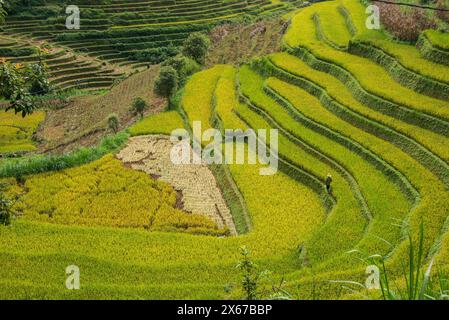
[0,0,301,92]
[0,35,125,92]
[0,0,448,300]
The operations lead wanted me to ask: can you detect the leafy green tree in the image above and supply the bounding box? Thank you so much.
[161,55,200,85]
[0,62,23,100]
[25,61,51,95]
[130,97,149,119]
[182,32,210,65]
[154,66,178,98]
[8,87,34,117]
[0,60,51,117]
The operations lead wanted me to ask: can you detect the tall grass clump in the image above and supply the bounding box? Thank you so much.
[343,223,449,300]
[373,223,448,300]
[0,131,128,178]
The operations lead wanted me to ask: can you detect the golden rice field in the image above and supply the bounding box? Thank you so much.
[0,110,44,154]
[0,0,448,300]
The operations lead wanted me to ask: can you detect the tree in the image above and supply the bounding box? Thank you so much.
[8,87,34,117]
[154,66,178,98]
[107,113,119,133]
[0,60,51,117]
[182,32,210,65]
[25,61,51,95]
[161,55,200,85]
[130,97,149,119]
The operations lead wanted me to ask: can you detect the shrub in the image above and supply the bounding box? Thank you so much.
[107,113,119,133]
[130,46,179,64]
[161,55,200,84]
[130,97,149,119]
[0,47,36,56]
[236,246,264,300]
[154,66,178,98]
[182,32,210,64]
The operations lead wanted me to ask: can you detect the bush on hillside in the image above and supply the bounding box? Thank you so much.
[130,97,149,119]
[154,66,178,98]
[107,113,119,133]
[131,46,179,64]
[161,55,200,84]
[182,32,211,64]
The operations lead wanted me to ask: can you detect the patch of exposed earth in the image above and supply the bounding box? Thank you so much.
[36,66,165,154]
[117,135,237,235]
[206,18,289,67]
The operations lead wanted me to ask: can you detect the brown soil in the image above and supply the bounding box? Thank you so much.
[206,18,288,67]
[36,66,166,154]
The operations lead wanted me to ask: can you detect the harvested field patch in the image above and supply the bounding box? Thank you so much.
[117,135,237,235]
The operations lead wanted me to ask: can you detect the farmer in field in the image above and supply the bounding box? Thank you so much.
[325,174,333,194]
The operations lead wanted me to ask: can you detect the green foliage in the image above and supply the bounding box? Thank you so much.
[130,97,149,119]
[161,55,200,84]
[236,246,265,300]
[346,223,449,300]
[0,47,36,56]
[0,131,129,179]
[154,66,178,98]
[107,113,119,133]
[25,61,51,96]
[182,32,211,64]
[235,246,292,300]
[130,46,179,64]
[0,61,51,117]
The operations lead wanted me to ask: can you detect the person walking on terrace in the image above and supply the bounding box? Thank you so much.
[325,174,333,194]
